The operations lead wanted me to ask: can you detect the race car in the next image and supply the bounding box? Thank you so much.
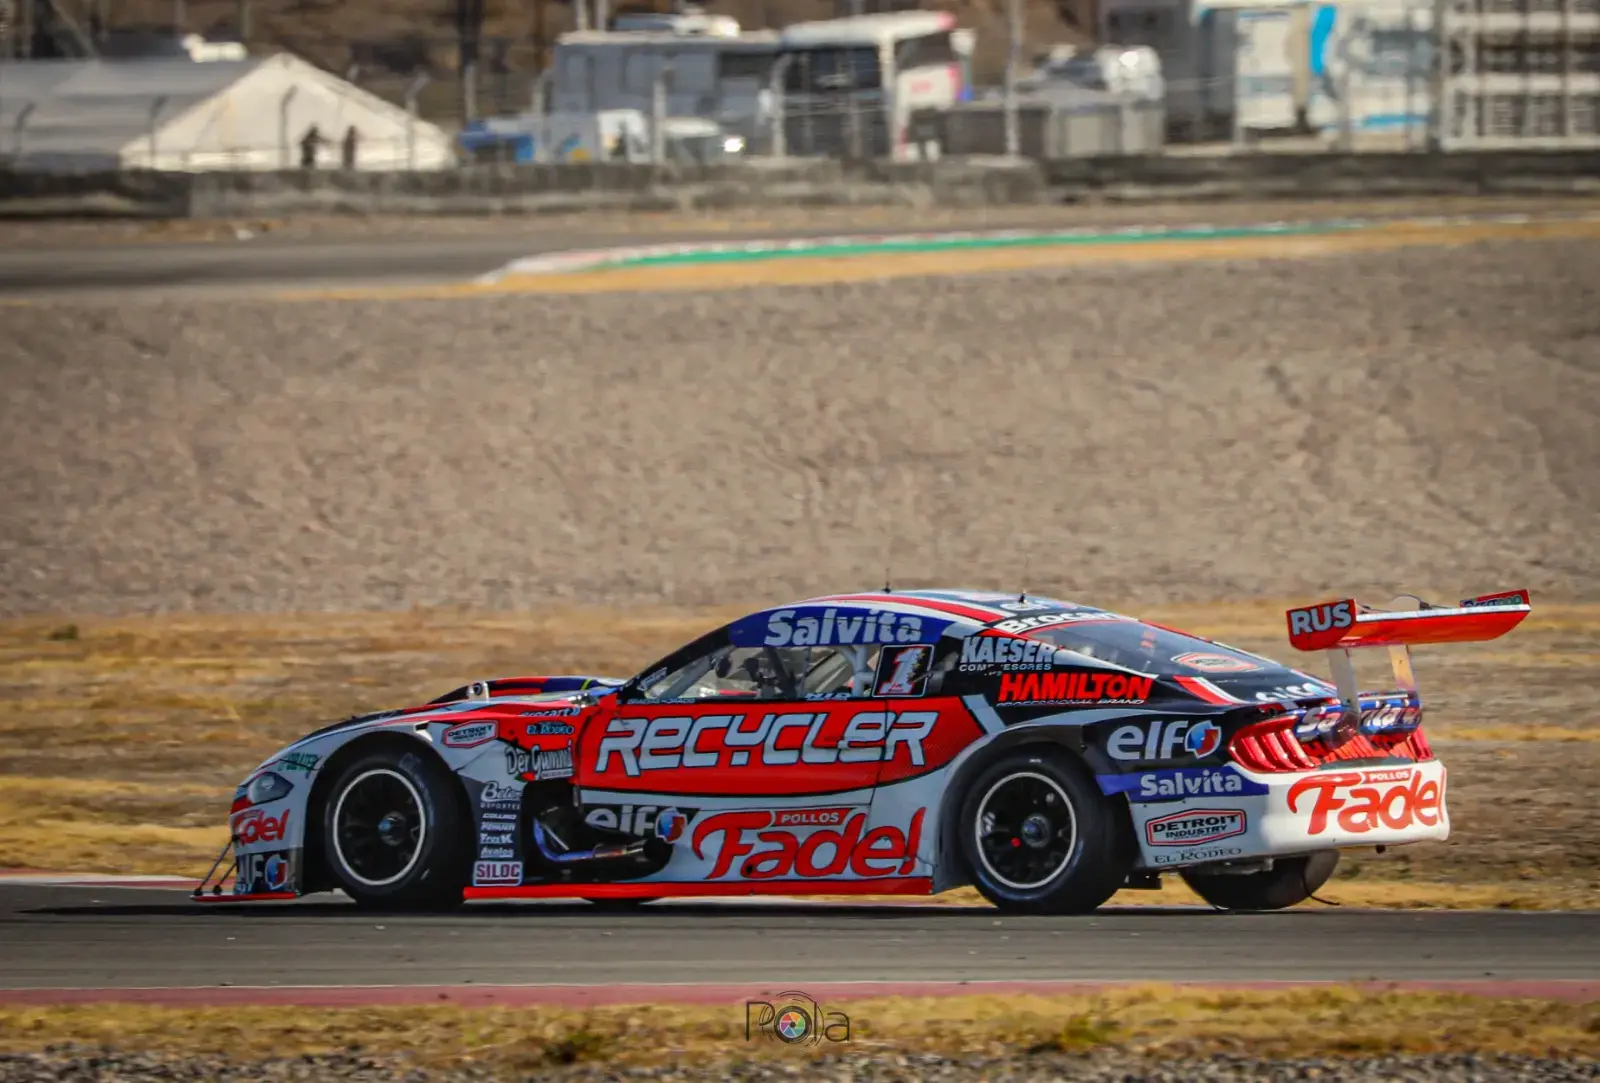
[200,587,1531,913]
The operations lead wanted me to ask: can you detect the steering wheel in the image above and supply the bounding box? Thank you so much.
[738,649,798,700]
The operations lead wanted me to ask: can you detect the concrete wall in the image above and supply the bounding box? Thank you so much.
[1,151,1596,219]
[935,102,1167,159]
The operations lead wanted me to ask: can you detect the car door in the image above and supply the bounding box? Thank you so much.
[575,625,923,884]
[581,639,890,800]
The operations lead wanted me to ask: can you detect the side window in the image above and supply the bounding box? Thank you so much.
[638,643,895,702]
[673,52,715,94]
[640,644,802,702]
[632,623,957,704]
[559,54,595,108]
[718,50,775,83]
[784,47,883,92]
[793,645,882,699]
[622,53,654,95]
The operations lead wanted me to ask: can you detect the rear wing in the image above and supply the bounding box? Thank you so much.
[1285,589,1531,724]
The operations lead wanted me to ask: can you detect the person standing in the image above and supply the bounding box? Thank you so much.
[300,124,324,169]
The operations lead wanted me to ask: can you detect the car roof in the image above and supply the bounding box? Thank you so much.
[806,589,1102,620]
[723,589,1119,647]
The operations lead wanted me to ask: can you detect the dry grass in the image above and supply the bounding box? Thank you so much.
[2,987,1599,1066]
[1,604,1596,903]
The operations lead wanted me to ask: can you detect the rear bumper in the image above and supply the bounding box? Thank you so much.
[1123,759,1449,871]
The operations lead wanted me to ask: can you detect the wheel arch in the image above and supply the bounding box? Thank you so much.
[931,724,1135,893]
[300,728,470,896]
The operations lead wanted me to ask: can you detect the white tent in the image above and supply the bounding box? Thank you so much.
[0,53,457,172]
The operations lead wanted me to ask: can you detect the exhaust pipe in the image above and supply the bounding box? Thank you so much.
[531,819,647,865]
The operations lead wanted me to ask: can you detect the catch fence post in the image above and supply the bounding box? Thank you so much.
[405,72,431,169]
[769,55,793,158]
[1003,0,1021,157]
[279,86,298,168]
[148,95,168,168]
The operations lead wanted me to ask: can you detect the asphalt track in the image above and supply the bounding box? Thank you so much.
[6,209,1597,1010]
[0,230,632,296]
[0,218,1124,296]
[1,883,1596,1006]
[3,207,1593,299]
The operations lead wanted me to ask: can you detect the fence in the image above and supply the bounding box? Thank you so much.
[7,151,1593,223]
[927,100,1166,157]
[0,138,455,173]
[1437,0,1600,148]
[5,4,1600,173]
[0,93,458,173]
[278,33,545,131]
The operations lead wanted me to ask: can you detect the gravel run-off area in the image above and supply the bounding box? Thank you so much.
[2,238,1597,616]
[1,1051,1597,1083]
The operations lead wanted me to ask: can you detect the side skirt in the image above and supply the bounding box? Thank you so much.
[464,877,934,901]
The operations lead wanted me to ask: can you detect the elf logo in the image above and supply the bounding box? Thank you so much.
[585,803,702,840]
[1106,719,1223,762]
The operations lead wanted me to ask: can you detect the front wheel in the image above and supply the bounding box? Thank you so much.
[958,749,1133,915]
[1180,851,1340,911]
[323,748,468,910]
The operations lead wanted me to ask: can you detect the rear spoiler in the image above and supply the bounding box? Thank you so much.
[1285,589,1531,725]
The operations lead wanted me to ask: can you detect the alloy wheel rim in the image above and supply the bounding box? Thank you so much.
[974,770,1079,891]
[331,767,428,888]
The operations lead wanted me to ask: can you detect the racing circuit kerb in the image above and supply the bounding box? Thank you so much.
[200,587,1532,914]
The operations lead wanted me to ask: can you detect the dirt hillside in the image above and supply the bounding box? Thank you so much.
[98,0,1088,93]
[2,238,1597,616]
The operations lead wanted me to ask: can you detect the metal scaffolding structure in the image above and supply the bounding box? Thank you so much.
[1435,0,1600,147]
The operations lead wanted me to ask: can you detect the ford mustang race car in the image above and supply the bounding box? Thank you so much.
[200,587,1530,913]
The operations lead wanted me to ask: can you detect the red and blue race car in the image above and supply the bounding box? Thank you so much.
[202,587,1530,913]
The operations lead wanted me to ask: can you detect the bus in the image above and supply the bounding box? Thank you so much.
[547,11,973,158]
[548,27,782,144]
[777,11,970,158]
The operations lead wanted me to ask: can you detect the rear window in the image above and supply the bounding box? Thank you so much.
[1025,618,1276,677]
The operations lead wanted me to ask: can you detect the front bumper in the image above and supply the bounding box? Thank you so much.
[1120,759,1449,871]
[192,836,300,902]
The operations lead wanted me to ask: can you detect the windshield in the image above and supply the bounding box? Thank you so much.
[1025,619,1280,677]
[640,643,883,702]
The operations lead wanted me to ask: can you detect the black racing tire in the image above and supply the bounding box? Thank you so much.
[958,748,1133,915]
[1180,851,1340,911]
[322,747,469,910]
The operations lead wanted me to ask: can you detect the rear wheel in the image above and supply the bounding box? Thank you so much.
[323,748,468,910]
[958,749,1132,915]
[1180,851,1340,911]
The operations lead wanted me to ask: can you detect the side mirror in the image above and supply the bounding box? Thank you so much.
[714,653,733,679]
